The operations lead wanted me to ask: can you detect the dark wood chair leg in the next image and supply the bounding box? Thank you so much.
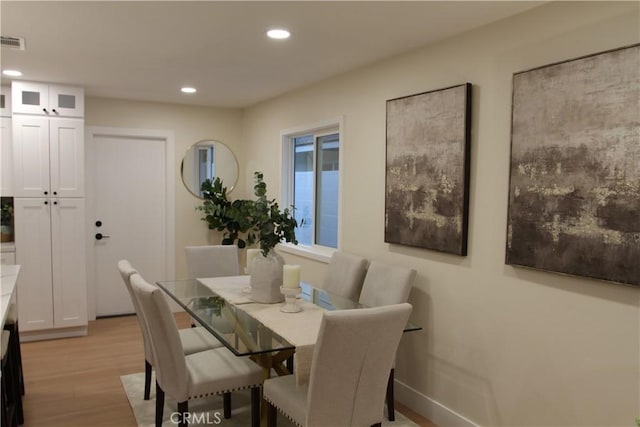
[266,401,277,427]
[144,360,152,400]
[386,368,395,421]
[250,387,260,427]
[7,331,22,425]
[286,355,294,373]
[223,392,231,418]
[155,381,165,427]
[177,401,188,427]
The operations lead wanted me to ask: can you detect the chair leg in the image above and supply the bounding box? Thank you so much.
[386,368,395,421]
[266,401,277,427]
[7,331,22,425]
[155,381,165,427]
[250,387,260,427]
[144,360,152,400]
[223,392,231,419]
[371,424,382,427]
[286,355,294,373]
[177,401,188,427]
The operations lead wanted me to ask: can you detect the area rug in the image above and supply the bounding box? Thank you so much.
[121,372,418,426]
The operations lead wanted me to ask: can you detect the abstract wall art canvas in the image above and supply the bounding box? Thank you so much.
[506,44,640,286]
[385,83,471,255]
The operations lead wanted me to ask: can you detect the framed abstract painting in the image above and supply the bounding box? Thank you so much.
[506,44,639,286]
[385,83,472,256]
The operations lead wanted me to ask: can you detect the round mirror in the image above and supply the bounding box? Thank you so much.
[181,140,239,198]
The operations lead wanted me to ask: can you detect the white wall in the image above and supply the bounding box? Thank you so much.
[85,97,244,278]
[240,2,640,426]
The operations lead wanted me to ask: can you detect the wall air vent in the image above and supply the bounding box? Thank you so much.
[1,36,25,50]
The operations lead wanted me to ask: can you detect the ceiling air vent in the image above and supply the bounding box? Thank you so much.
[1,36,25,50]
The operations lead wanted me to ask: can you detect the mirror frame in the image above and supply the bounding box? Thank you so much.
[180,139,239,199]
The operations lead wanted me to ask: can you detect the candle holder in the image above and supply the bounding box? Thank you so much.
[242,267,252,293]
[280,286,302,313]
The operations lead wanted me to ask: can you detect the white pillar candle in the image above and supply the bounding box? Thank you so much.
[246,248,260,272]
[283,265,301,288]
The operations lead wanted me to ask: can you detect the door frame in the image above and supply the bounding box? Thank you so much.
[85,126,175,320]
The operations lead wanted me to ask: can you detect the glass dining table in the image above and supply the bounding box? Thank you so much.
[156,277,421,378]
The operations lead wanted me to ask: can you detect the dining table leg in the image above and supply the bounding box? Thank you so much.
[250,348,296,426]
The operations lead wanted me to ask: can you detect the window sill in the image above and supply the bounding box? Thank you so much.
[277,243,334,263]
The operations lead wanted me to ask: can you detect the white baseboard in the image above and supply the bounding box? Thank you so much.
[395,379,479,427]
[20,326,88,342]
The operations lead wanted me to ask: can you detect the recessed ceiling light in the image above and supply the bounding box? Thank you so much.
[267,29,290,40]
[181,87,197,94]
[2,69,22,77]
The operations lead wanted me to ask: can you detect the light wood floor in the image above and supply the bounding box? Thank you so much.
[19,313,436,427]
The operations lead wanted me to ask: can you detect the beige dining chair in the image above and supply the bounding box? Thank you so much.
[358,261,416,421]
[130,273,263,427]
[117,260,223,401]
[264,303,412,427]
[322,251,368,301]
[185,245,239,278]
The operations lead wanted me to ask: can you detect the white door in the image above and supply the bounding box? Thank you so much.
[14,198,54,331]
[51,198,87,328]
[87,128,174,317]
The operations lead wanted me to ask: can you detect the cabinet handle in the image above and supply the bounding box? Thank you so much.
[52,109,58,114]
[43,108,48,113]
[53,191,57,195]
[95,233,110,240]
[44,191,48,195]
[44,201,48,205]
[53,201,58,205]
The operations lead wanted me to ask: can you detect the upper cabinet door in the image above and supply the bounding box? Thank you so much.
[50,118,84,197]
[12,115,51,197]
[12,82,84,117]
[49,85,84,118]
[1,117,13,196]
[12,81,49,115]
[1,86,12,117]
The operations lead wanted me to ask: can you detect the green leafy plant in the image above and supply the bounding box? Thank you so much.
[197,171,299,256]
[0,203,13,225]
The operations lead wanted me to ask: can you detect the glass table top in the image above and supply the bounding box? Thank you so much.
[156,278,421,357]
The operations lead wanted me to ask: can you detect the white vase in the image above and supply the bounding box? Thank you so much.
[250,251,285,303]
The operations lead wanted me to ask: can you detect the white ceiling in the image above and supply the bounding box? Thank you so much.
[0,1,541,108]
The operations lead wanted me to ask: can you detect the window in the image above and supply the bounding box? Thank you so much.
[283,122,341,252]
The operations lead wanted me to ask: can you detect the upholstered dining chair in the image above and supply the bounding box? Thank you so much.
[358,261,416,421]
[130,273,263,427]
[117,260,223,402]
[322,251,368,301]
[185,245,239,278]
[264,303,412,427]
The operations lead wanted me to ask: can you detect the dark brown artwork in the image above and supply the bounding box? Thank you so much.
[385,83,471,255]
[506,44,640,286]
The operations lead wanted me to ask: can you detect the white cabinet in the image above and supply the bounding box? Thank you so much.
[12,81,84,118]
[14,198,87,332]
[1,117,12,196]
[0,251,15,265]
[11,81,87,340]
[12,116,84,198]
[1,86,12,196]
[1,86,11,117]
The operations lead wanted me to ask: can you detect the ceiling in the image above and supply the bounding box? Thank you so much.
[0,1,542,109]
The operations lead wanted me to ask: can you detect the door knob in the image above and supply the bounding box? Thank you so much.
[95,233,110,240]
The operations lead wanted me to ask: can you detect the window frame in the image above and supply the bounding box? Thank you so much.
[279,117,344,262]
